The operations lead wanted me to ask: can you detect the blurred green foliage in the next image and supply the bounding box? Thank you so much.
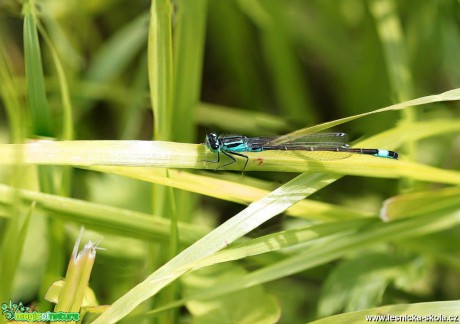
[1,0,460,323]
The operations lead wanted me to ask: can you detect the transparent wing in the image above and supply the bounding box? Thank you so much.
[265,132,348,147]
[244,136,280,147]
[257,149,353,161]
[245,133,353,161]
[246,133,349,148]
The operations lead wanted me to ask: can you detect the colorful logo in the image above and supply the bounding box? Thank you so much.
[1,300,80,322]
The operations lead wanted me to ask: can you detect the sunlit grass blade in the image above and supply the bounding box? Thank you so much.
[86,166,370,221]
[275,88,460,139]
[92,172,338,323]
[1,139,460,184]
[2,2,460,323]
[355,120,460,147]
[187,218,374,271]
[1,135,460,185]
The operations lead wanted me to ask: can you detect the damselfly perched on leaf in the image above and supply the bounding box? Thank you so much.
[203,132,398,174]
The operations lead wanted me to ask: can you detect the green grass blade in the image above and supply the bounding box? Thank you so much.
[182,263,281,323]
[172,0,207,142]
[51,229,96,317]
[149,0,173,141]
[2,2,460,322]
[119,186,460,317]
[92,172,338,323]
[197,103,290,135]
[1,139,459,184]
[370,0,414,102]
[0,42,26,142]
[85,166,369,221]
[310,300,460,324]
[207,0,268,110]
[0,184,207,245]
[282,88,460,136]
[0,202,32,305]
[86,13,149,84]
[172,209,460,308]
[240,0,316,123]
[36,23,74,140]
[370,0,417,168]
[187,219,374,271]
[23,1,52,136]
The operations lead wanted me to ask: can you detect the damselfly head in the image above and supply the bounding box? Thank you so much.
[205,132,220,151]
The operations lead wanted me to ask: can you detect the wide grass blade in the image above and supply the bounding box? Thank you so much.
[1,139,459,184]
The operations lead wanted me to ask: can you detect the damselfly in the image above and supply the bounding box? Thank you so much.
[204,132,398,173]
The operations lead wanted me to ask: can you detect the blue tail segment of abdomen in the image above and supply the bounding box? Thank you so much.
[374,150,398,159]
